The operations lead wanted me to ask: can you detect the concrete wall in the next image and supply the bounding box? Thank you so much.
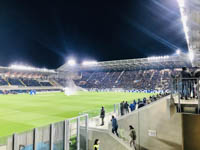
[112,97,183,150]
[182,114,200,150]
[88,128,131,150]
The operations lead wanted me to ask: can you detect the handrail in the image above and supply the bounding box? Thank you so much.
[171,77,200,114]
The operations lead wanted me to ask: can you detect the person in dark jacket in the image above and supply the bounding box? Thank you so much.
[120,101,124,116]
[138,101,145,109]
[100,106,105,126]
[143,97,147,104]
[111,115,119,137]
[124,101,129,114]
[129,102,135,112]
[129,125,137,150]
[133,100,136,106]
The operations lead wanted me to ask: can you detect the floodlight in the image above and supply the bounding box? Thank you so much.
[82,61,98,66]
[67,59,76,66]
[176,49,181,55]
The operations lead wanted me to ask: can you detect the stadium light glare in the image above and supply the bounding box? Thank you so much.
[148,55,170,60]
[181,15,187,23]
[176,49,181,55]
[9,64,35,70]
[177,0,185,7]
[188,51,194,61]
[67,59,76,66]
[183,24,189,33]
[82,61,98,66]
[9,64,55,72]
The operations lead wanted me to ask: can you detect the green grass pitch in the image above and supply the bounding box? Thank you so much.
[0,91,154,137]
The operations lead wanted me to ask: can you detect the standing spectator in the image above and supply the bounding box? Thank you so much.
[133,100,137,106]
[138,99,145,109]
[190,71,196,98]
[124,101,129,114]
[120,101,124,116]
[93,139,100,150]
[129,103,134,112]
[131,101,136,111]
[129,125,137,150]
[180,67,191,100]
[100,106,105,126]
[143,97,147,104]
[111,115,119,137]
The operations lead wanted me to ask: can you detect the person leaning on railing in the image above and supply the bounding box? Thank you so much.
[190,71,196,99]
[180,67,191,100]
[194,69,200,99]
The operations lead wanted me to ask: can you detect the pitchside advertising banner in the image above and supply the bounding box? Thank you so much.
[88,88,164,93]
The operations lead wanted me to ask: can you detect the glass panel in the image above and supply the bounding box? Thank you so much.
[53,122,64,150]
[69,119,77,150]
[15,130,33,150]
[36,125,50,150]
[80,116,87,150]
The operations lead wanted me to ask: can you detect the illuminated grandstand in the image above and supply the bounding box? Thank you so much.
[0,65,62,94]
[0,53,193,93]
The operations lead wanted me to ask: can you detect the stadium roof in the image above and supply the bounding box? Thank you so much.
[0,66,57,74]
[58,54,192,71]
[177,0,200,67]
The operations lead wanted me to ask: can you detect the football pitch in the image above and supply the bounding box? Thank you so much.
[0,91,154,137]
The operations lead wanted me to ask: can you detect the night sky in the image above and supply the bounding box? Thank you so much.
[0,0,187,69]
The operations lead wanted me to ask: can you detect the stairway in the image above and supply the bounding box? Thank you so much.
[101,72,110,82]
[88,127,134,150]
[19,79,26,86]
[88,111,135,150]
[87,72,94,82]
[47,80,53,86]
[115,71,125,83]
[3,78,10,86]
[50,79,62,87]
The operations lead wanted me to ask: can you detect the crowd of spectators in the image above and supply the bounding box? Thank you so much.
[8,78,23,86]
[118,93,169,116]
[0,77,53,87]
[75,69,181,90]
[0,76,8,86]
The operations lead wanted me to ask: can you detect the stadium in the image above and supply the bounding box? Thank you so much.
[0,0,200,150]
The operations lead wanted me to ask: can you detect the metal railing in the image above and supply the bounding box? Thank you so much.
[0,114,88,150]
[171,77,200,113]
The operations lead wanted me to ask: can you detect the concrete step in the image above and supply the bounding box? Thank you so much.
[108,132,134,150]
[89,127,134,150]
